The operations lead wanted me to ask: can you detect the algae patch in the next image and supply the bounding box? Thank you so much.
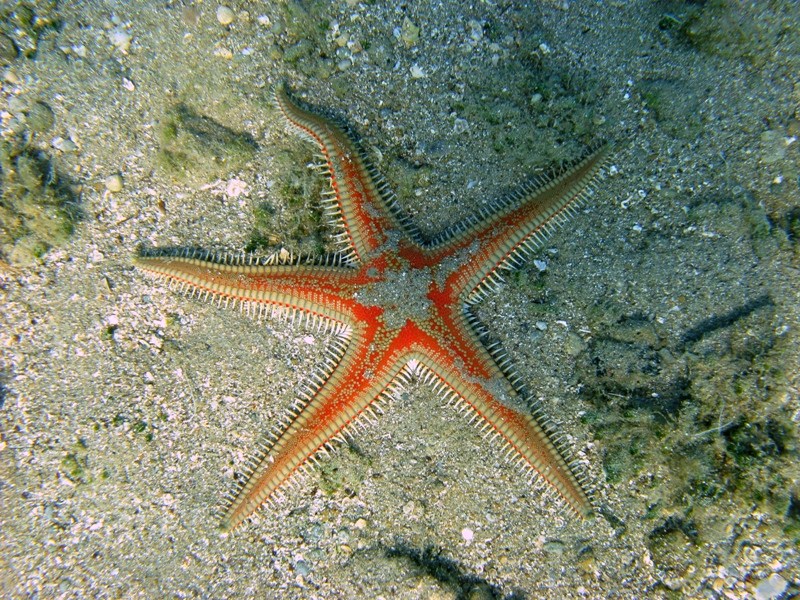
[0,139,81,265]
[156,103,258,183]
[246,146,327,257]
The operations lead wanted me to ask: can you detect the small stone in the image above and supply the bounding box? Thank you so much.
[0,34,19,63]
[542,539,565,554]
[216,6,235,26]
[453,118,468,134]
[294,559,310,576]
[105,174,124,193]
[410,64,426,79]
[564,332,587,357]
[51,137,77,152]
[213,45,233,60]
[754,573,787,600]
[4,69,20,84]
[461,527,474,543]
[108,27,132,54]
[760,129,786,164]
[400,17,420,48]
[27,101,55,133]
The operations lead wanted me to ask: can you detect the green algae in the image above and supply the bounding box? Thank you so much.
[246,147,327,256]
[317,444,371,498]
[156,103,258,183]
[62,438,90,484]
[0,1,60,59]
[658,0,788,68]
[578,286,796,530]
[0,138,80,265]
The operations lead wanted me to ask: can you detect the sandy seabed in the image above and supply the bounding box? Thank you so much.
[1,1,798,598]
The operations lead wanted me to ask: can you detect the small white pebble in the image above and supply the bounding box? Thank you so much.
[410,64,426,79]
[453,118,468,134]
[461,528,474,543]
[108,27,132,54]
[105,173,124,193]
[216,6,235,26]
[225,178,248,197]
[755,573,787,600]
[534,259,547,272]
[214,46,233,60]
[535,321,548,331]
[52,136,78,152]
[3,69,20,84]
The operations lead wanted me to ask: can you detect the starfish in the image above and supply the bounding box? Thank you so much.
[135,85,611,532]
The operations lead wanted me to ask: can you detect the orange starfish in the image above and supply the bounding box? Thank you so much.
[135,85,611,531]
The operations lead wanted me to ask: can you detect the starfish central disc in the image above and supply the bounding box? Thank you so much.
[357,263,434,329]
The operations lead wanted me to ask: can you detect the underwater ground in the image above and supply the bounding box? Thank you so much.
[1,1,798,598]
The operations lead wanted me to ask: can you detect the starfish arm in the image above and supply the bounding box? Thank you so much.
[427,143,612,303]
[220,320,417,531]
[133,254,365,326]
[407,323,593,518]
[275,86,420,264]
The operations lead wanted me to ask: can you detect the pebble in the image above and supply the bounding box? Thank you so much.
[760,130,786,164]
[453,118,468,134]
[410,64,426,79]
[542,539,566,554]
[400,17,420,48]
[27,101,55,133]
[4,69,20,84]
[105,174,124,193]
[108,27,132,54]
[216,6,235,26]
[51,136,77,152]
[0,33,18,62]
[564,332,587,357]
[754,573,787,600]
[294,559,310,576]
